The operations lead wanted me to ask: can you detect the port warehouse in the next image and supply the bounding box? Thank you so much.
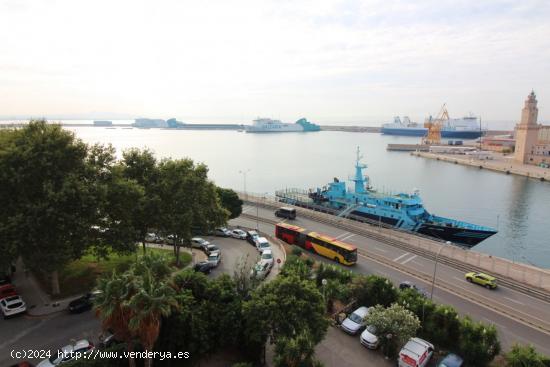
[244,191,550,294]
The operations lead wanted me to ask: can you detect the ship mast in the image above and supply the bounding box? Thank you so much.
[353,147,368,193]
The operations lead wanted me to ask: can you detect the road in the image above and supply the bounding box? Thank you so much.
[234,204,550,355]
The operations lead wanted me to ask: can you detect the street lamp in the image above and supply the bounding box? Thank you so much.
[238,169,250,200]
[322,278,328,305]
[430,241,451,300]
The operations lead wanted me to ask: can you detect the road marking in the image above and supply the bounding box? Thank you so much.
[372,246,387,253]
[453,276,466,282]
[334,232,350,240]
[241,206,254,214]
[503,296,525,306]
[401,254,418,265]
[393,252,410,262]
[340,233,355,241]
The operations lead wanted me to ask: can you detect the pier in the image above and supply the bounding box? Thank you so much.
[387,143,430,151]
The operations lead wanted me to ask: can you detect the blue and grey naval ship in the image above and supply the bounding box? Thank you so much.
[302,149,497,247]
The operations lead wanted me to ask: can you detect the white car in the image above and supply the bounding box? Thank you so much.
[250,261,271,280]
[214,227,232,237]
[341,306,369,335]
[360,324,379,349]
[231,229,247,239]
[0,295,26,318]
[207,252,222,267]
[260,249,274,268]
[37,339,95,366]
[191,237,210,250]
[255,237,271,253]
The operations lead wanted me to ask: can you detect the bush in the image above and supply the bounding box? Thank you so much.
[458,316,500,367]
[350,274,398,307]
[505,344,548,367]
[291,247,304,257]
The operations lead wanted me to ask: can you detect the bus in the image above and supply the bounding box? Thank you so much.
[275,222,357,266]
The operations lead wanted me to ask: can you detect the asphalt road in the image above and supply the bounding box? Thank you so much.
[234,204,550,355]
[0,311,100,366]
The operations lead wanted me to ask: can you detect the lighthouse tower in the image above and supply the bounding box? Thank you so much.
[514,91,539,164]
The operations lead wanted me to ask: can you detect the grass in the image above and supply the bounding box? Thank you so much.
[36,246,192,299]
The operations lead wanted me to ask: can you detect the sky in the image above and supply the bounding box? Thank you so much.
[1,0,549,127]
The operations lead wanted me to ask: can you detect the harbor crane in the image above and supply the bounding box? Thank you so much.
[422,104,449,145]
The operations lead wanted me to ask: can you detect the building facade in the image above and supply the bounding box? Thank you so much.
[514,91,550,166]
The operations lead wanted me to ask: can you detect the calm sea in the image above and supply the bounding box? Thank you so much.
[13,122,550,268]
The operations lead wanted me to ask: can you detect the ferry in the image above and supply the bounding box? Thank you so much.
[245,118,320,133]
[283,148,497,248]
[381,115,485,139]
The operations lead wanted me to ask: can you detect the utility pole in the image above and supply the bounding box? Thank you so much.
[430,241,451,300]
[238,169,250,200]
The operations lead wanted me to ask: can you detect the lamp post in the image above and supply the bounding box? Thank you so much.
[322,278,328,306]
[238,169,250,200]
[430,241,451,300]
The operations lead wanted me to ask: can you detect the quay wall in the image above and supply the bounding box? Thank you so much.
[411,151,549,181]
[239,193,550,295]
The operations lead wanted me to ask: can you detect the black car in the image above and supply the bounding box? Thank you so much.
[399,281,428,297]
[193,261,214,274]
[68,291,101,313]
[246,230,259,246]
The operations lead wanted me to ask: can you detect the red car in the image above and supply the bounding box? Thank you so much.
[0,284,17,300]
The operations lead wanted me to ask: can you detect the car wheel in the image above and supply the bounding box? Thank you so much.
[466,277,472,282]
[334,257,340,263]
[485,284,492,289]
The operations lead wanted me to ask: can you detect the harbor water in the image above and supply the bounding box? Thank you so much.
[62,126,550,269]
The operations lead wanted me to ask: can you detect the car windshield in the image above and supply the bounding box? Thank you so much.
[261,252,273,260]
[208,254,219,260]
[366,325,377,335]
[260,243,270,248]
[49,350,64,364]
[208,245,219,251]
[348,312,363,324]
[8,302,23,308]
[345,250,357,262]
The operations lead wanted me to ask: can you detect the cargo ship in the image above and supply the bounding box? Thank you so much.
[277,148,497,248]
[381,115,485,139]
[245,117,320,133]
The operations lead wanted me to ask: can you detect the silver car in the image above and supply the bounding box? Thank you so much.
[341,306,369,335]
[207,252,221,267]
[231,229,247,239]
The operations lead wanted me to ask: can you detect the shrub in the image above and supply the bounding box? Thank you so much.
[291,247,304,257]
[350,274,398,307]
[458,316,500,367]
[505,344,548,367]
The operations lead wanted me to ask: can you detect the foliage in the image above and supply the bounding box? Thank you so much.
[279,255,314,280]
[505,344,549,367]
[458,316,501,367]
[216,187,243,219]
[273,329,323,367]
[65,343,128,367]
[364,303,421,359]
[291,247,304,257]
[350,274,398,307]
[232,254,260,300]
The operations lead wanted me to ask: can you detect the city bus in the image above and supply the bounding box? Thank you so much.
[275,222,357,266]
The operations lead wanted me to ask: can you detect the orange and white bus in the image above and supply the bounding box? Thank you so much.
[275,222,357,266]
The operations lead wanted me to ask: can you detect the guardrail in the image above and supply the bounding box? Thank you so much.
[238,193,550,302]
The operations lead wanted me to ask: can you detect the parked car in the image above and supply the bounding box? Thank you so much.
[399,281,428,297]
[37,340,95,367]
[193,261,214,274]
[0,274,11,286]
[98,329,121,350]
[68,290,101,313]
[204,244,221,255]
[251,261,271,280]
[437,353,464,367]
[191,237,210,250]
[246,230,260,246]
[360,324,379,349]
[260,249,274,268]
[465,272,497,289]
[144,232,160,243]
[1,295,27,318]
[214,227,231,237]
[207,252,222,267]
[255,237,271,253]
[231,229,247,239]
[341,306,370,335]
[398,337,434,367]
[0,284,17,300]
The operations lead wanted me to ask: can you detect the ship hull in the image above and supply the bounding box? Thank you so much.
[416,223,496,247]
[381,127,483,139]
[381,127,427,136]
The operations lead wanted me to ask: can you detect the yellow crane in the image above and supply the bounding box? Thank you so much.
[422,104,449,145]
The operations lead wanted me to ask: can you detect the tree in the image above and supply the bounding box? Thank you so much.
[364,303,421,359]
[0,121,103,295]
[505,344,548,367]
[157,159,227,266]
[350,275,398,307]
[216,187,243,219]
[273,329,322,367]
[458,317,500,367]
[121,148,161,254]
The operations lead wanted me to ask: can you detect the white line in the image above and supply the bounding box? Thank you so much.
[372,247,388,253]
[340,233,355,241]
[393,252,410,262]
[503,296,525,306]
[401,254,418,265]
[334,232,350,240]
[453,276,465,282]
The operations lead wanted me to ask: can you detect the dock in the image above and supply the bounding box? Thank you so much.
[411,151,549,181]
[387,144,430,151]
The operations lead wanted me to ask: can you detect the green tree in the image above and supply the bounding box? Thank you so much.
[0,121,103,294]
[364,303,421,359]
[273,329,323,367]
[458,316,500,367]
[157,159,227,266]
[217,187,243,219]
[350,274,398,307]
[505,344,548,367]
[121,148,161,254]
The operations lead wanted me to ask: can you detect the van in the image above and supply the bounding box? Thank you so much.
[275,207,296,219]
[254,237,271,252]
[398,337,434,367]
